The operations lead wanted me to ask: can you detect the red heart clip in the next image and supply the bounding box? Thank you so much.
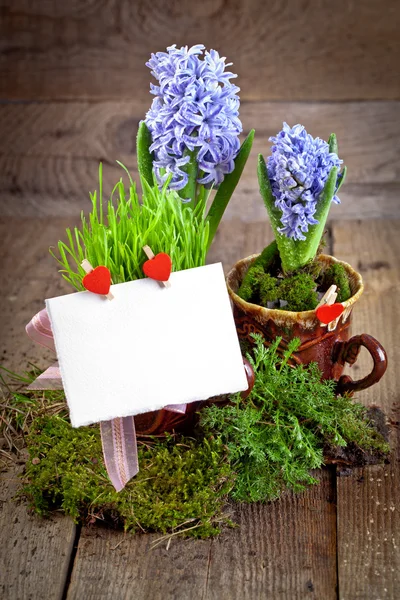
[143,253,172,282]
[82,266,111,296]
[316,303,344,325]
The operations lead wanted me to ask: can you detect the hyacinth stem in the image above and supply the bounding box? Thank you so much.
[206,129,255,251]
[136,122,154,193]
[257,154,338,273]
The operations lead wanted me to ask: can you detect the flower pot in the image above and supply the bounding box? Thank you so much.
[226,254,387,395]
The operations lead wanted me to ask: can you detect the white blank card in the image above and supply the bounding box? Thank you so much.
[46,263,248,427]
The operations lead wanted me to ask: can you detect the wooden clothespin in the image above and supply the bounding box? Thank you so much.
[316,284,337,308]
[81,260,114,301]
[142,246,172,288]
[316,284,344,325]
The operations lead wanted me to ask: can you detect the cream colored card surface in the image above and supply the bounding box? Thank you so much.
[46,263,248,427]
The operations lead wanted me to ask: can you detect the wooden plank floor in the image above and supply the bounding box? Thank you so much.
[0,217,399,599]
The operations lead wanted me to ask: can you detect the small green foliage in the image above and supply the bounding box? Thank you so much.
[323,263,352,302]
[200,335,389,503]
[50,163,209,291]
[255,240,280,271]
[22,416,234,538]
[236,241,352,311]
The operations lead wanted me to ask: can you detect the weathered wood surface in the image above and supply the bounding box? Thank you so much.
[1,0,400,101]
[332,220,400,599]
[0,217,78,372]
[205,469,337,600]
[0,101,400,219]
[67,470,337,600]
[0,461,76,600]
[0,218,78,599]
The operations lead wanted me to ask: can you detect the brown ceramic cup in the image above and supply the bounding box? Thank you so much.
[226,253,387,396]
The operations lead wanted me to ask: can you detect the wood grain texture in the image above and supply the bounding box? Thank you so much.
[0,462,76,600]
[1,0,400,101]
[205,470,337,600]
[67,527,212,600]
[0,101,399,219]
[332,219,400,599]
[67,473,336,600]
[0,217,78,371]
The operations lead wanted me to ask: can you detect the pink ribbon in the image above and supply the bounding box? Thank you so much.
[26,309,55,352]
[100,417,139,492]
[26,309,186,491]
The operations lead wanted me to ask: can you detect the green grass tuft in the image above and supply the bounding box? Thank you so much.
[50,163,210,291]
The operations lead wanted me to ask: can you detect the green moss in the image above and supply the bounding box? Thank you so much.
[302,257,324,281]
[323,263,352,302]
[255,240,280,271]
[279,273,318,311]
[237,241,279,303]
[259,272,280,306]
[237,263,266,302]
[22,416,235,538]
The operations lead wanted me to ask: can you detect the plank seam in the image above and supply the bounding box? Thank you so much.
[334,468,340,600]
[61,523,82,600]
[202,539,213,600]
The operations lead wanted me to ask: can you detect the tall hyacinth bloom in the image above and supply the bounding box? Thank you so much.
[267,123,342,241]
[145,44,242,195]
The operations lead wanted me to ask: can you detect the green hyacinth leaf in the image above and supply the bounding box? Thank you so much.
[257,153,298,272]
[328,131,347,193]
[136,121,154,191]
[303,165,338,264]
[206,129,255,251]
[336,164,347,193]
[328,133,338,155]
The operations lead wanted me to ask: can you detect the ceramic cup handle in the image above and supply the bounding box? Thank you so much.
[334,334,388,396]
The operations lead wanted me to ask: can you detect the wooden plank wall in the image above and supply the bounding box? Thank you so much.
[1,0,400,102]
[0,101,399,220]
[0,0,399,220]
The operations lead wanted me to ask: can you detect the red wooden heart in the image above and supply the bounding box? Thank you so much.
[143,253,172,282]
[316,302,344,325]
[82,266,111,295]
